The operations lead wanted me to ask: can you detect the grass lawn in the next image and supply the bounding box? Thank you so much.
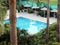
[41,0,58,5]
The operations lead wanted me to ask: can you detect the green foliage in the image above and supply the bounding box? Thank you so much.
[49,23,57,31]
[29,0,42,6]
[33,23,60,45]
[0,0,7,36]
[2,0,9,9]
[48,42,60,45]
[28,8,33,13]
[0,0,7,22]
[0,6,7,22]
[0,23,60,45]
[52,42,60,45]
[0,0,4,4]
[29,0,42,4]
[0,22,5,36]
[0,24,10,45]
[37,10,47,17]
[4,23,10,32]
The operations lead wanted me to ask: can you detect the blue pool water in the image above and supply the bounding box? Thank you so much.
[4,17,47,34]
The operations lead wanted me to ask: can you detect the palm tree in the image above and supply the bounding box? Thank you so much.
[9,0,17,45]
[46,0,50,44]
[56,0,60,42]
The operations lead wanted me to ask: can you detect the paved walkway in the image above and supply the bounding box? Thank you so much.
[5,12,57,24]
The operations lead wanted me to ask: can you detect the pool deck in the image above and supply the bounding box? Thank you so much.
[5,12,57,24]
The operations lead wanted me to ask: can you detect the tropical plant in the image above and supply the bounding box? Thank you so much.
[28,8,33,13]
[0,23,10,45]
[0,0,7,36]
[0,0,4,4]
[37,10,47,17]
[34,23,60,45]
[1,0,9,9]
[0,23,60,45]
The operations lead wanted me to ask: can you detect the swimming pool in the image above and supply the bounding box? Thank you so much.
[4,17,47,34]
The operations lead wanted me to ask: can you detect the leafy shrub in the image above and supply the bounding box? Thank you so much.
[28,8,33,13]
[49,23,57,31]
[16,5,24,12]
[52,42,60,45]
[0,23,5,35]
[37,10,47,17]
[4,23,10,32]
[0,23,60,45]
[34,23,60,45]
[48,42,60,45]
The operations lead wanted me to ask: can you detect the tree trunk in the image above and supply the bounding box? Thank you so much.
[46,0,50,44]
[9,0,17,45]
[56,0,60,42]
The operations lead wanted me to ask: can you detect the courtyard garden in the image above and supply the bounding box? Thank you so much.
[0,0,60,45]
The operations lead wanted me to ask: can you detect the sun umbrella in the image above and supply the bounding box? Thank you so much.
[32,6,39,14]
[32,6,39,9]
[41,7,47,17]
[51,9,58,17]
[51,9,58,12]
[24,4,31,12]
[24,4,31,7]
